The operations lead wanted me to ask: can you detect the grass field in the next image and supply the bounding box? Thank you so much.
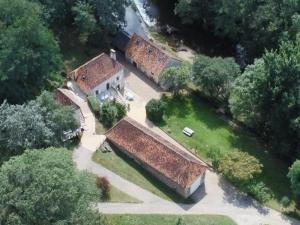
[106,214,237,225]
[92,150,192,203]
[158,94,299,217]
[109,186,141,203]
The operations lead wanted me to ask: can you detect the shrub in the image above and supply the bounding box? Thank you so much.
[217,151,263,184]
[87,96,100,115]
[115,102,127,120]
[99,101,127,128]
[145,99,166,123]
[280,196,291,208]
[246,181,272,203]
[287,160,300,198]
[96,176,111,201]
[207,146,223,168]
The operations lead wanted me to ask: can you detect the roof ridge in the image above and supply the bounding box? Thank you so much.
[123,117,205,166]
[70,53,105,75]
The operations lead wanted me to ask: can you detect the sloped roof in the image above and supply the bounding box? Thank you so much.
[125,33,180,78]
[105,117,207,189]
[70,53,123,93]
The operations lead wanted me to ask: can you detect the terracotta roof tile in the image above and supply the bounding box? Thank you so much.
[70,53,123,93]
[125,33,172,78]
[105,117,207,189]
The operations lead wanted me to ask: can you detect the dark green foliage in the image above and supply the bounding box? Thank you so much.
[99,101,127,128]
[193,55,240,102]
[246,181,272,203]
[175,0,300,57]
[0,148,105,225]
[145,99,167,123]
[96,176,111,201]
[230,38,300,159]
[88,96,101,115]
[0,91,78,154]
[0,0,63,103]
[72,1,97,44]
[160,63,192,95]
[33,0,128,44]
[288,160,300,199]
[280,196,291,208]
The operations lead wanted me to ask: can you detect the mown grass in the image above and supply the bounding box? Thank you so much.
[92,149,193,203]
[109,186,141,203]
[106,214,237,225]
[157,94,299,217]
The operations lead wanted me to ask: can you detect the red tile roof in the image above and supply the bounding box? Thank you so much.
[125,33,172,78]
[105,117,207,189]
[55,88,79,108]
[70,53,123,93]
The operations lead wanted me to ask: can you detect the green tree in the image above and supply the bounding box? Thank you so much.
[72,1,97,44]
[218,151,263,184]
[193,55,240,101]
[160,63,191,95]
[0,92,78,154]
[229,59,267,130]
[0,0,63,103]
[175,0,213,27]
[0,147,105,225]
[287,160,300,198]
[94,0,128,34]
[99,101,127,128]
[145,99,166,123]
[230,38,300,159]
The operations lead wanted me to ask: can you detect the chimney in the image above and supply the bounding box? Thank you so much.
[110,49,116,61]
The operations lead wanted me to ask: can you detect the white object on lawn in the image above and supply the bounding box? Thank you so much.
[182,127,194,137]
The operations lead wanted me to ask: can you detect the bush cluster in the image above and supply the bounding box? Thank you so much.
[145,99,166,123]
[99,101,127,128]
[96,176,111,201]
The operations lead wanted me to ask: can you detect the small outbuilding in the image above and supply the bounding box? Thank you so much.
[105,117,207,198]
[125,33,181,89]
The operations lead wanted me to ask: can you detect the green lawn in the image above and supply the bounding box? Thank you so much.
[109,185,141,203]
[158,94,299,216]
[106,214,237,225]
[92,150,192,203]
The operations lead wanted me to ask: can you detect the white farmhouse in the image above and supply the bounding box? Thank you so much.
[69,50,125,101]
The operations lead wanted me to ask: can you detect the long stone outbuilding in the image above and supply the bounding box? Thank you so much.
[105,117,207,198]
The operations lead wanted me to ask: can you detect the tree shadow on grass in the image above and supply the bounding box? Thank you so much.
[164,95,190,119]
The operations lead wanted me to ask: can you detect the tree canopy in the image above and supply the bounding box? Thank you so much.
[288,160,300,199]
[175,0,300,57]
[193,55,240,102]
[0,91,78,154]
[230,38,300,159]
[160,63,192,95]
[0,0,63,103]
[0,147,105,225]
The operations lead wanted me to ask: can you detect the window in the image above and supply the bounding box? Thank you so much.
[106,83,110,90]
[116,76,119,81]
[95,90,99,95]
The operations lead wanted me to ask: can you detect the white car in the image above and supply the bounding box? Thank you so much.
[182,127,194,137]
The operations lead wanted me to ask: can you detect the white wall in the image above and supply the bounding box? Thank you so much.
[189,174,204,195]
[91,69,124,98]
